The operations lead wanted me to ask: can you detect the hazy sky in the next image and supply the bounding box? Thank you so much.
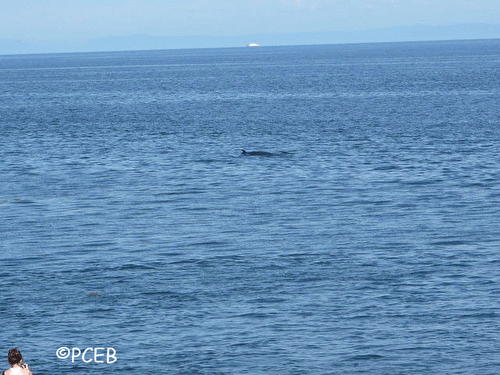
[1,0,499,41]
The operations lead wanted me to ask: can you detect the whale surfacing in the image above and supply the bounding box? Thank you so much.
[241,149,276,156]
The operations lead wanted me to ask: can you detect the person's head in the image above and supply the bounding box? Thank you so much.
[8,348,23,367]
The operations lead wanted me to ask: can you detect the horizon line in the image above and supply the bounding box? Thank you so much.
[1,23,500,56]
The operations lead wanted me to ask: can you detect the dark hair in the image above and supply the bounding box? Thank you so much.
[8,348,23,366]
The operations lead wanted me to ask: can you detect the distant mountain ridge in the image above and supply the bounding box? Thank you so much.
[1,23,499,55]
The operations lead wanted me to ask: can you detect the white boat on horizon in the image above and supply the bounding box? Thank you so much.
[246,43,260,47]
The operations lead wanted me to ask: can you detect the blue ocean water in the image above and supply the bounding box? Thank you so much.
[1,40,500,374]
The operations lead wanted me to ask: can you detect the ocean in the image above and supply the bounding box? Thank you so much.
[1,39,500,374]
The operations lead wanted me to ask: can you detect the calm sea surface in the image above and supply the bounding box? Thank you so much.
[1,40,500,374]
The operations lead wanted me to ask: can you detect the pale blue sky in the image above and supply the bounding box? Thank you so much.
[2,0,499,40]
[1,1,499,52]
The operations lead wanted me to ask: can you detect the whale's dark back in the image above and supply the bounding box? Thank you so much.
[241,149,276,156]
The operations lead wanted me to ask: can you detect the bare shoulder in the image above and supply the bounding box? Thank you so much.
[4,367,33,375]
